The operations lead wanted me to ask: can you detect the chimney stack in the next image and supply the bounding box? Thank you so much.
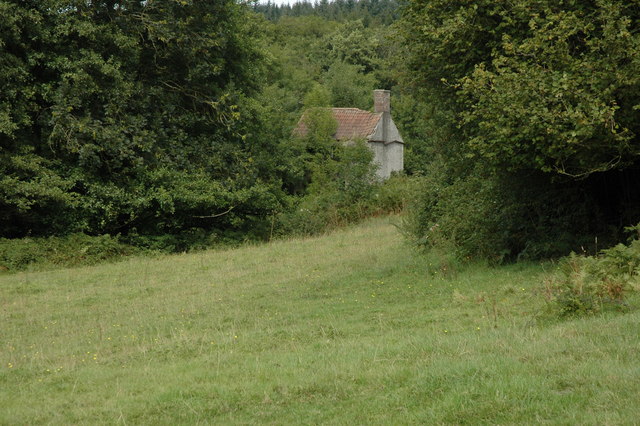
[373,89,391,113]
[374,89,391,142]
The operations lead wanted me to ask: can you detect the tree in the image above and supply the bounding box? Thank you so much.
[0,0,279,240]
[323,61,376,109]
[400,0,640,259]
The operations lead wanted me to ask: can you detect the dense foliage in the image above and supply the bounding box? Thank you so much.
[7,0,638,266]
[0,0,284,242]
[546,224,640,316]
[1,0,415,267]
[401,0,640,260]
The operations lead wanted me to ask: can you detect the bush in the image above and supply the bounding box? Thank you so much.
[276,147,420,237]
[403,164,512,262]
[405,158,612,263]
[544,225,640,317]
[0,233,142,272]
[372,174,421,215]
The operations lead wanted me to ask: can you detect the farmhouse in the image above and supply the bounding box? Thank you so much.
[296,90,404,180]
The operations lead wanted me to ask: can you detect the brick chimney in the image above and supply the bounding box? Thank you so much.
[374,89,391,142]
[373,89,390,113]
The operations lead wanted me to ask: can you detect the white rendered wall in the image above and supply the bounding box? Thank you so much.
[367,141,403,180]
[368,141,387,180]
[385,142,404,176]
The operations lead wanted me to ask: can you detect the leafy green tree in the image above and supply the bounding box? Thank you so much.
[403,0,640,176]
[323,61,376,109]
[0,0,279,241]
[460,2,640,178]
[400,0,640,259]
[321,20,381,73]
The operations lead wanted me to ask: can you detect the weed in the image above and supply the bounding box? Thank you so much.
[0,233,142,272]
[543,225,640,316]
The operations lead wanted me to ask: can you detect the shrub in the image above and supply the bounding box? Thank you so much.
[276,150,420,237]
[403,164,511,262]
[0,233,142,272]
[405,159,609,263]
[372,173,421,215]
[544,225,640,316]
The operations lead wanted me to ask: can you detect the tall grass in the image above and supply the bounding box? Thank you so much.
[1,217,639,423]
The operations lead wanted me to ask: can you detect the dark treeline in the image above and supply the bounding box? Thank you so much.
[2,0,640,265]
[401,0,640,261]
[1,0,279,246]
[253,0,400,25]
[0,0,409,259]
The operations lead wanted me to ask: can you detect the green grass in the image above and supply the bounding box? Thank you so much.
[2,216,639,424]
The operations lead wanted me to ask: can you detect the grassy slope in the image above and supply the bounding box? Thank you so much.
[1,217,639,424]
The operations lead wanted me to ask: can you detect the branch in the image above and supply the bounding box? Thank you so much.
[553,156,622,179]
[192,206,235,219]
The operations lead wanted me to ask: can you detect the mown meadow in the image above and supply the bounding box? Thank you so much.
[2,217,639,424]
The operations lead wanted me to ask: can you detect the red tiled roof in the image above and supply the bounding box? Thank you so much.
[295,108,381,141]
[332,108,381,140]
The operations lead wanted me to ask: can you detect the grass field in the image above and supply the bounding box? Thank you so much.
[2,216,639,424]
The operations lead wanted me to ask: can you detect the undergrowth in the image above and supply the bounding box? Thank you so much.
[275,174,419,237]
[0,233,143,273]
[0,175,421,273]
[544,224,640,316]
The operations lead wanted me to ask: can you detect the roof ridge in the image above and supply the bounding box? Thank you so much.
[331,107,371,112]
